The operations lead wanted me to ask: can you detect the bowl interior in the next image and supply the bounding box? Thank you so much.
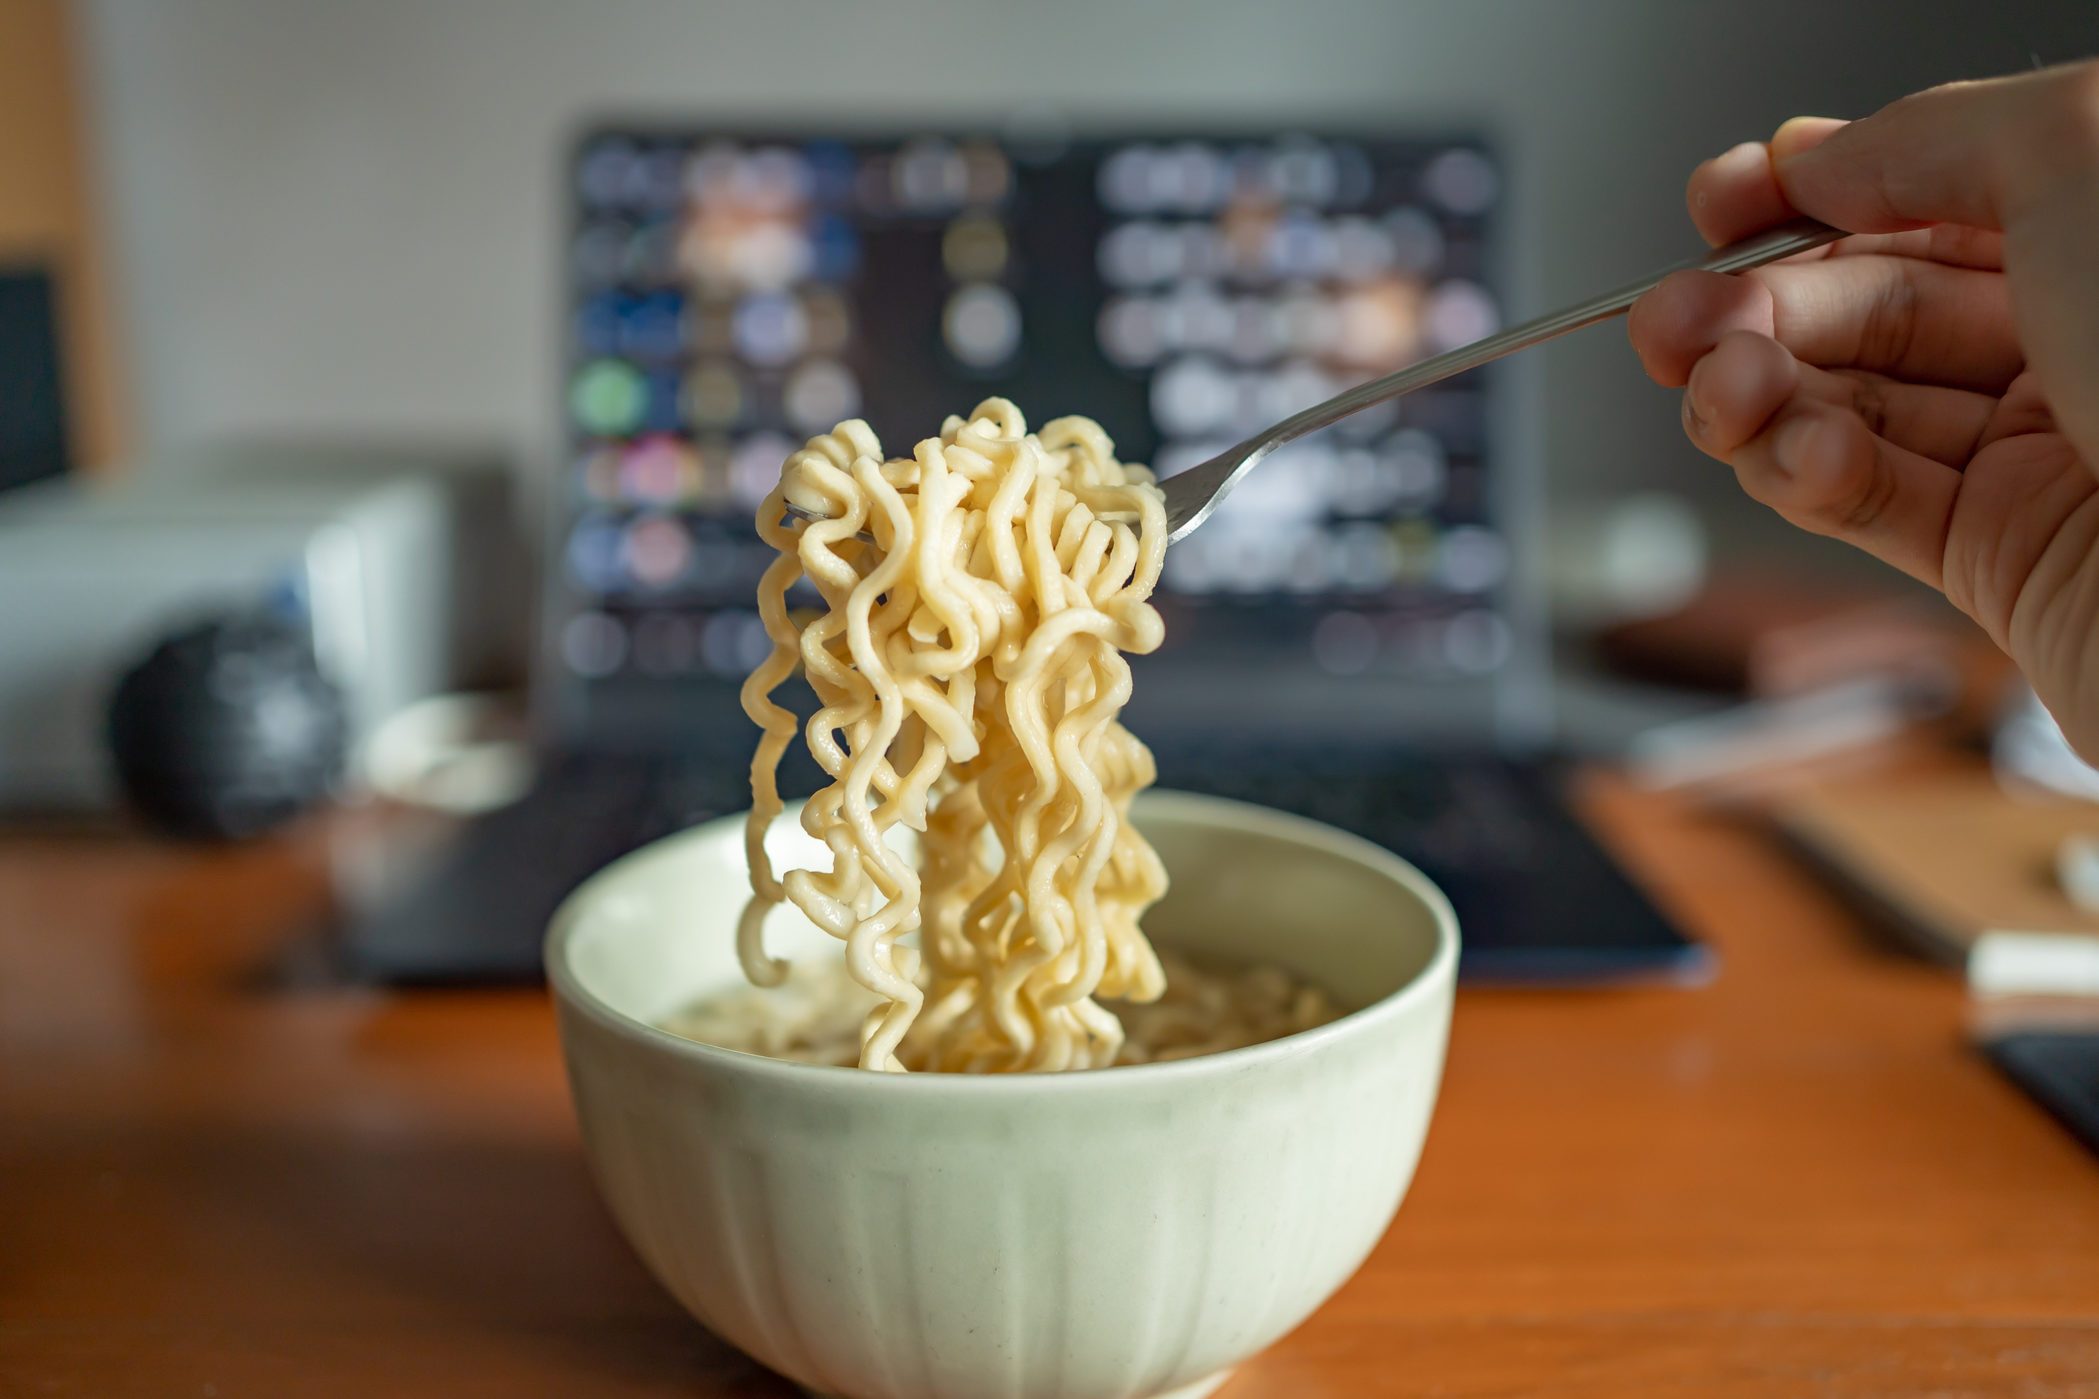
[556,790,1451,1038]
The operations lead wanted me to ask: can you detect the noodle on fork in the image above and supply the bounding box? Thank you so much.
[738,399,1170,1072]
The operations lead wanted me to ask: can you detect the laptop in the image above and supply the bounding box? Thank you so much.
[338,123,1703,985]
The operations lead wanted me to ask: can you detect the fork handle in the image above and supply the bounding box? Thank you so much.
[1264,216,1844,448]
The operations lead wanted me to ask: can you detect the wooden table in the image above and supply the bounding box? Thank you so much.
[6,774,2099,1398]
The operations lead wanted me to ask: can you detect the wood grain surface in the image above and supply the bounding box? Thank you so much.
[5,771,2099,1398]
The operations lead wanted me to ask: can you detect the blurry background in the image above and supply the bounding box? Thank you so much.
[68,0,2086,561]
[6,0,2099,982]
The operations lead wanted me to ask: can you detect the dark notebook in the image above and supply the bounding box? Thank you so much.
[1983,1031,2099,1163]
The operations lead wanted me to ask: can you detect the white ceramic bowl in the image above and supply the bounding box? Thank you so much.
[548,791,1457,1399]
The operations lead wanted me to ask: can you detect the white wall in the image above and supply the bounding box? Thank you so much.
[75,0,2095,561]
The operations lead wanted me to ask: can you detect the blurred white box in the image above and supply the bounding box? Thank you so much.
[0,442,525,811]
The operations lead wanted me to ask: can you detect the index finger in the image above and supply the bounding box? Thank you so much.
[1777,62,2099,232]
[1690,121,2004,269]
[1688,120,1844,246]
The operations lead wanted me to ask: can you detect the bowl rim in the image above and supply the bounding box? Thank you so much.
[544,788,1459,1095]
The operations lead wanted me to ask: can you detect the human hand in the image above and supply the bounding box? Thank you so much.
[1628,63,2099,757]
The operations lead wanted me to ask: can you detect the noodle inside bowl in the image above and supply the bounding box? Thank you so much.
[548,790,1457,1399]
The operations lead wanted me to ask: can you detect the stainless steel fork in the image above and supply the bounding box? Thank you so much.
[782,215,1842,542]
[1153,215,1841,540]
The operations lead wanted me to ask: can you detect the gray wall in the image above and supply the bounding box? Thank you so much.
[76,0,2094,570]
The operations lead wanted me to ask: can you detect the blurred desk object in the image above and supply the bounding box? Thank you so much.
[0,441,523,813]
[1774,767,2099,965]
[6,761,2099,1397]
[1596,575,1964,700]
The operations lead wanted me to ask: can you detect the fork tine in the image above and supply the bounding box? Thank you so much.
[1160,444,1262,543]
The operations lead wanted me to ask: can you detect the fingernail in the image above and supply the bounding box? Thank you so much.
[1713,141,1767,175]
[1772,116,1835,156]
[1774,415,1820,478]
[1682,386,1709,440]
[1772,117,1846,178]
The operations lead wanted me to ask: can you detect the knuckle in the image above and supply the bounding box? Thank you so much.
[1832,453,1898,534]
[1847,376,1891,438]
[1753,414,1893,539]
[1929,223,1995,266]
[1859,266,1921,369]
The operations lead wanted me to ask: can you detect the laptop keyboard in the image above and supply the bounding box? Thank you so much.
[335,744,1698,985]
[1156,745,1549,868]
[1159,745,1699,980]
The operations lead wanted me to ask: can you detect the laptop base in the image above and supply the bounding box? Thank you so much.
[331,746,1704,987]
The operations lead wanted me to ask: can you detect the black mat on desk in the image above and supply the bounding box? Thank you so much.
[1984,1032,2099,1162]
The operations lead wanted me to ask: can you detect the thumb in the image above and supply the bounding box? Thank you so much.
[1768,115,1846,163]
[1774,63,2099,233]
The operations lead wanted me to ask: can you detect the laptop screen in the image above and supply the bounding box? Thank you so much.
[551,126,1530,748]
